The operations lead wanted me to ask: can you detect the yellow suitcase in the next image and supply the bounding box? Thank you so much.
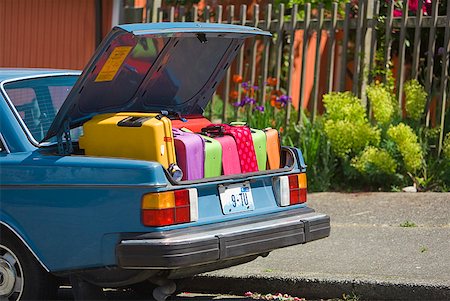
[79,112,176,169]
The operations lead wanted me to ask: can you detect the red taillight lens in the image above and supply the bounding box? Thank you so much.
[288,173,307,205]
[142,208,176,226]
[142,189,195,227]
[174,189,190,206]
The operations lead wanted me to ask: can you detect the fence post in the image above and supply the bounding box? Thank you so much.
[438,2,450,156]
[359,0,374,108]
[169,6,175,22]
[339,2,351,91]
[259,4,272,105]
[150,0,162,23]
[425,0,439,127]
[367,1,380,85]
[352,0,365,97]
[395,0,409,112]
[383,0,394,85]
[250,5,260,85]
[312,4,324,122]
[411,0,424,79]
[222,5,235,123]
[285,4,298,127]
[325,2,338,94]
[297,3,311,125]
[274,4,285,93]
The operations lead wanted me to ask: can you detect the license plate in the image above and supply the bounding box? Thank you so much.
[219,182,255,215]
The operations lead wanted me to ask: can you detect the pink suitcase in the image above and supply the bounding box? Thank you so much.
[201,126,241,176]
[215,135,242,175]
[172,128,205,180]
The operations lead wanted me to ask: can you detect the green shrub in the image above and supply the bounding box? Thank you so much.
[351,146,397,175]
[323,92,380,158]
[387,123,423,173]
[404,79,427,121]
[443,133,450,160]
[366,83,396,124]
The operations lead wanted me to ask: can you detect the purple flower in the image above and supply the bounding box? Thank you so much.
[278,95,291,105]
[241,82,249,89]
[254,105,265,112]
[252,85,259,91]
[233,100,245,107]
[244,96,256,105]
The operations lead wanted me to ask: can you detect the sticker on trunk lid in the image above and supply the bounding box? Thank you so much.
[95,46,132,82]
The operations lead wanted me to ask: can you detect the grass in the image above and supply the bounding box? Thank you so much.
[420,246,428,253]
[399,220,418,227]
[342,293,360,301]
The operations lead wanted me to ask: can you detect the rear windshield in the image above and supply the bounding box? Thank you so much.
[3,75,78,142]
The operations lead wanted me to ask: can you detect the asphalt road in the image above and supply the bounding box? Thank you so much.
[59,192,450,300]
[185,192,450,300]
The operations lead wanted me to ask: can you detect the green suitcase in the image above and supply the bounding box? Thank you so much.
[250,128,267,171]
[201,135,222,178]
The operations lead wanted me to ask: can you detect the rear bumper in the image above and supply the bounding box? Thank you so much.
[116,207,330,269]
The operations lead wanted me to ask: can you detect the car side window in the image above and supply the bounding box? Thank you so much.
[3,76,78,142]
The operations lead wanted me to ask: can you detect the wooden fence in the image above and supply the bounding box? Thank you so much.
[130,0,450,154]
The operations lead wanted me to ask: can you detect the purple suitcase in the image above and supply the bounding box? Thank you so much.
[172,128,205,180]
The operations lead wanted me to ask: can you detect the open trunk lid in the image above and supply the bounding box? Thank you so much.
[43,22,271,142]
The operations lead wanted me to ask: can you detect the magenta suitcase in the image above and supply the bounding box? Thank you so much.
[201,126,241,176]
[215,135,241,175]
[172,128,205,180]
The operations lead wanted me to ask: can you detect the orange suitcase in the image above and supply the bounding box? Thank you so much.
[264,128,281,170]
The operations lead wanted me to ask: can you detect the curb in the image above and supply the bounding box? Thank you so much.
[178,275,450,300]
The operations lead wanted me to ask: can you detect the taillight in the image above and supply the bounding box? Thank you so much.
[141,189,198,226]
[274,173,307,206]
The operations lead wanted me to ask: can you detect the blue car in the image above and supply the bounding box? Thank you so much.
[0,23,329,301]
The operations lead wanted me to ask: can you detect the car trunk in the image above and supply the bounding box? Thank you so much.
[38,23,300,182]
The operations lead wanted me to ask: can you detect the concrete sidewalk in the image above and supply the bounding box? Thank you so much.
[181,193,450,300]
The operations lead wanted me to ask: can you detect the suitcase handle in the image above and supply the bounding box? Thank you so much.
[155,110,169,120]
[230,121,248,126]
[201,125,225,136]
[117,116,151,127]
[158,110,188,122]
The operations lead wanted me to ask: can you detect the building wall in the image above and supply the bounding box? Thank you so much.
[0,0,112,70]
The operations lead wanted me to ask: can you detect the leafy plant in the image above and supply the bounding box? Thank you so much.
[317,79,449,191]
[351,146,397,175]
[387,123,423,174]
[367,82,396,125]
[293,111,336,191]
[404,79,427,121]
[443,132,450,159]
[399,220,417,227]
[341,292,361,301]
[323,92,380,159]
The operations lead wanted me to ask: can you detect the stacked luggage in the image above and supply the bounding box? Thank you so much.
[78,112,281,181]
